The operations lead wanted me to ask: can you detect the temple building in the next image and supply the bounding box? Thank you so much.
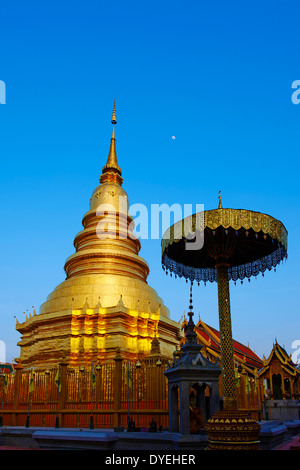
[180,315,263,376]
[258,340,300,399]
[16,104,181,368]
[192,316,263,376]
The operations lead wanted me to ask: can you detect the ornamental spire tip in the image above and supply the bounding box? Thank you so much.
[218,191,222,209]
[100,101,123,185]
[111,100,117,125]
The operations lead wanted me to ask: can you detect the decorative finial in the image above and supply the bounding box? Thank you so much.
[100,101,123,185]
[184,281,199,345]
[189,281,194,321]
[111,100,117,124]
[218,190,222,209]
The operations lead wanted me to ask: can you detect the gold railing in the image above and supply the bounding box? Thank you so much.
[0,354,267,429]
[0,355,169,430]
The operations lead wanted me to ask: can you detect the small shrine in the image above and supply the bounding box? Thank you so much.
[164,283,221,435]
[259,339,300,399]
[258,340,300,420]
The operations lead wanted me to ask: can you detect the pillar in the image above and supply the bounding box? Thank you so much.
[216,263,237,410]
[168,384,179,432]
[206,264,261,449]
[57,360,68,428]
[113,348,123,428]
[12,361,23,426]
[179,381,190,435]
[210,382,220,417]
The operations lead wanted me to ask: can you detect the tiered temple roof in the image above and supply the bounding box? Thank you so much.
[181,316,263,375]
[259,340,300,378]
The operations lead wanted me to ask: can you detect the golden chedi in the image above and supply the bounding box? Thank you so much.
[16,104,180,367]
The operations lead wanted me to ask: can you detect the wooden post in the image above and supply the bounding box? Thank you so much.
[254,371,261,420]
[113,349,123,428]
[270,367,274,398]
[240,368,247,410]
[281,372,285,399]
[58,360,68,428]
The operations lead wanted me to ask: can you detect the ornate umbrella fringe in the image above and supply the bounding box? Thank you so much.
[162,245,287,284]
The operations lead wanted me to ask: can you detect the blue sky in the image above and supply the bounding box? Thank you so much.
[0,0,300,363]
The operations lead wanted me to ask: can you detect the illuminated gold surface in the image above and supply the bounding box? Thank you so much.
[16,104,181,367]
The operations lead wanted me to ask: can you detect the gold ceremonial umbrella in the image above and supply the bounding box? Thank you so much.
[161,194,288,449]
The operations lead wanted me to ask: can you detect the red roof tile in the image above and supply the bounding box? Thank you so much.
[195,322,263,371]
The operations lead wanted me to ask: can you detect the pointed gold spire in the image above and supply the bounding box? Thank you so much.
[100,101,123,185]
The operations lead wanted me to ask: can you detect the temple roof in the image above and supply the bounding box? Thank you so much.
[182,317,263,374]
[258,340,300,377]
[0,363,14,374]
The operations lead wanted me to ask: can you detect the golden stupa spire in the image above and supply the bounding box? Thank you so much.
[100,101,123,184]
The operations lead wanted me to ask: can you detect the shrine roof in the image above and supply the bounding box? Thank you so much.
[0,363,14,374]
[193,320,263,371]
[259,340,300,376]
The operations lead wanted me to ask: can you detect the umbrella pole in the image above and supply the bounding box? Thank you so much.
[216,262,237,411]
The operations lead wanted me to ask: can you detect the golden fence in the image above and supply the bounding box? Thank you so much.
[0,356,169,430]
[0,357,266,429]
[234,371,263,421]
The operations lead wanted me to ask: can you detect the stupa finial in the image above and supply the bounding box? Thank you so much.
[218,190,222,209]
[100,101,123,184]
[111,100,117,125]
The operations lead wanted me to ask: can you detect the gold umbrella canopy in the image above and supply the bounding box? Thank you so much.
[161,206,288,284]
